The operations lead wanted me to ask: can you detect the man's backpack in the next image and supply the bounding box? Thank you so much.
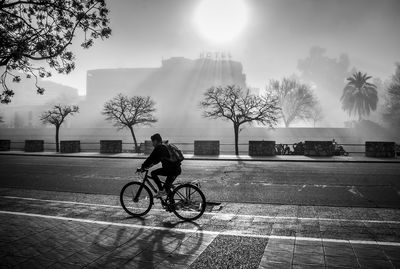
[163,142,184,163]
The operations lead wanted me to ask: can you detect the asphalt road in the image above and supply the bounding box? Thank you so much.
[1,155,400,208]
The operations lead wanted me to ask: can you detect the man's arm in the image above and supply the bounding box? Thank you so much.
[141,146,161,169]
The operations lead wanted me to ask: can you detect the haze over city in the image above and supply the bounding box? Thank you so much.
[1,0,400,129]
[46,0,400,95]
[1,1,400,268]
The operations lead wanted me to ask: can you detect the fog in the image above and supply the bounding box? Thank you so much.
[1,0,400,145]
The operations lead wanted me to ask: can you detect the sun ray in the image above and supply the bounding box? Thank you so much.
[194,0,247,43]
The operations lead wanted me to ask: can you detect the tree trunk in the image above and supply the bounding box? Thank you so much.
[55,125,60,152]
[129,126,138,152]
[283,117,289,128]
[233,123,239,156]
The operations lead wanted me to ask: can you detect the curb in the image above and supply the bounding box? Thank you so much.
[1,152,399,163]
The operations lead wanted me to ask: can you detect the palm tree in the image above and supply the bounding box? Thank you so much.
[341,71,378,121]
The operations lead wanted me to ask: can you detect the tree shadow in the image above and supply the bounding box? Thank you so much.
[89,217,204,268]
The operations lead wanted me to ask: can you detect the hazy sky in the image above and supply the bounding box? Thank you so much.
[46,0,400,95]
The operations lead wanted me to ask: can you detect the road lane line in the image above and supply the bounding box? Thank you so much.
[0,210,399,247]
[2,195,122,208]
[2,195,400,224]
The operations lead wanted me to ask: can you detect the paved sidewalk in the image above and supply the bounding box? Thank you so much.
[1,150,399,163]
[0,188,400,268]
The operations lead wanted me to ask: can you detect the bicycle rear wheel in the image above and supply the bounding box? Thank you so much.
[120,182,153,216]
[171,183,206,221]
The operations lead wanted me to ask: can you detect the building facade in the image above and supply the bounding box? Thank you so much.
[76,57,248,128]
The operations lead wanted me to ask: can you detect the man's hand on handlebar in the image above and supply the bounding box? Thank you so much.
[136,167,148,173]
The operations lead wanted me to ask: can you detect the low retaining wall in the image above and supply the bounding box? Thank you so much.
[100,140,122,153]
[24,140,44,152]
[194,140,219,155]
[144,140,153,155]
[0,140,10,151]
[249,141,275,156]
[304,141,334,156]
[365,141,395,158]
[60,141,80,153]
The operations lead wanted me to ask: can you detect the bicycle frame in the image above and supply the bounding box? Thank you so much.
[133,170,157,201]
[120,168,206,220]
[133,170,176,207]
[133,169,201,210]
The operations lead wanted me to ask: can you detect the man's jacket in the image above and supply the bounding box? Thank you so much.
[141,144,181,170]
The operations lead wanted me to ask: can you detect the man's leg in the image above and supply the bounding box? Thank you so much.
[151,168,168,191]
[165,166,182,193]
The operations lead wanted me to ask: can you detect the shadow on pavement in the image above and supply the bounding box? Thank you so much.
[89,217,204,268]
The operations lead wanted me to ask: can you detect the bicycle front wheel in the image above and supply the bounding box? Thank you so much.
[171,183,206,221]
[120,182,153,216]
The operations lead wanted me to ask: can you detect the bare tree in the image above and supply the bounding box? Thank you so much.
[40,104,79,152]
[309,104,324,127]
[0,0,111,104]
[266,78,317,127]
[200,85,280,155]
[102,94,157,152]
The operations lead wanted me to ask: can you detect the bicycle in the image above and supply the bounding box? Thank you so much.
[120,168,206,221]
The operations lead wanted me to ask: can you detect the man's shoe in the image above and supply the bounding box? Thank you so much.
[154,190,167,198]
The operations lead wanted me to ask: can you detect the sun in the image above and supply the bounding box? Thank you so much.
[194,0,247,43]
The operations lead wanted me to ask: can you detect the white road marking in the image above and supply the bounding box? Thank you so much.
[2,196,122,208]
[1,195,400,224]
[0,210,399,247]
[348,186,364,198]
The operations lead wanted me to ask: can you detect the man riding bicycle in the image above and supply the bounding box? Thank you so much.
[140,133,182,198]
[121,135,204,220]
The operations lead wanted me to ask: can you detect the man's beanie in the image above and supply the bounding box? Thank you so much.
[151,133,162,143]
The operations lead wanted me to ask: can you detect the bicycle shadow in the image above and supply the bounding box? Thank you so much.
[89,217,204,268]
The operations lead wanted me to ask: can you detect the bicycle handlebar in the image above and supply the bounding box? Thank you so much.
[136,167,149,173]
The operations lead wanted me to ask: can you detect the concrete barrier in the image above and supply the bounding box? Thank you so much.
[144,140,153,155]
[0,140,10,151]
[365,141,396,158]
[24,140,44,152]
[60,141,80,153]
[304,141,334,156]
[194,140,219,155]
[100,140,122,153]
[249,141,276,156]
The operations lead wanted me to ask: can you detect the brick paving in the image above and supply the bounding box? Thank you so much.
[0,189,400,268]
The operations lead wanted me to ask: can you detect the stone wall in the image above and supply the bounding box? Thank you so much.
[365,141,396,158]
[304,141,334,156]
[144,140,153,155]
[60,141,80,153]
[194,140,219,155]
[24,140,44,152]
[100,140,122,153]
[0,140,10,151]
[248,141,276,156]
